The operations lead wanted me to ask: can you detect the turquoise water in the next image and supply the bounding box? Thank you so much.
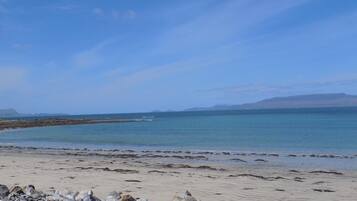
[1,108,357,154]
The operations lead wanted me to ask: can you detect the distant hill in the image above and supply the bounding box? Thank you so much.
[0,108,68,118]
[0,108,20,117]
[186,93,357,111]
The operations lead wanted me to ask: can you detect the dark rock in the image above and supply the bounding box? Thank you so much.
[121,194,136,201]
[0,184,9,198]
[9,185,24,195]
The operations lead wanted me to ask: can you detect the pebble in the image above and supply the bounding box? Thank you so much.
[75,190,100,201]
[173,191,198,201]
[105,191,121,201]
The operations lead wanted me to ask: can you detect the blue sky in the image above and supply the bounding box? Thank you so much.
[0,0,357,114]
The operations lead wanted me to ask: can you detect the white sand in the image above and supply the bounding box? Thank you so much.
[0,149,356,201]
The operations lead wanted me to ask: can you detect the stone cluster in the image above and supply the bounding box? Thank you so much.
[0,184,198,201]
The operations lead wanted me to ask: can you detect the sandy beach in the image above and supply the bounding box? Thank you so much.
[0,146,356,201]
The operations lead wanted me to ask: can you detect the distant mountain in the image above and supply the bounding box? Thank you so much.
[0,108,68,118]
[186,93,357,111]
[0,108,20,117]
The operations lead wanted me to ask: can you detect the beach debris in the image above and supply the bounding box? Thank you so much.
[309,170,343,175]
[275,188,285,192]
[75,167,139,174]
[254,159,267,162]
[293,177,305,182]
[161,164,225,171]
[230,158,247,163]
[313,188,335,192]
[124,180,141,183]
[147,170,167,174]
[312,181,326,185]
[228,173,288,181]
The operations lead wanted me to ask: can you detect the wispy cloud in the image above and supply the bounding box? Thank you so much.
[200,77,357,96]
[102,57,214,93]
[92,7,136,20]
[54,4,78,11]
[92,7,104,16]
[112,9,136,20]
[72,38,118,68]
[151,0,308,56]
[11,43,31,50]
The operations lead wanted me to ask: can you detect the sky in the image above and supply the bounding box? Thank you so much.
[1,0,357,114]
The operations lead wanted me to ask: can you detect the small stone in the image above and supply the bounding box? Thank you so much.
[184,191,198,201]
[0,184,9,198]
[54,190,78,201]
[9,185,24,195]
[24,184,36,196]
[76,190,100,201]
[121,194,136,201]
[105,191,121,201]
[173,191,198,201]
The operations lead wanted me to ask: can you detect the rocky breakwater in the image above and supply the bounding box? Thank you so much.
[0,184,199,201]
[0,118,135,131]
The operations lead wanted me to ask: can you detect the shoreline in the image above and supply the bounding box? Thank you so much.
[0,144,355,160]
[1,145,357,171]
[0,145,356,200]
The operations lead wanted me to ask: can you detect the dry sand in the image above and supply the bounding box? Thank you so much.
[0,147,356,201]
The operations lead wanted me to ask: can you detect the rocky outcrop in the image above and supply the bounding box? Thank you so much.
[0,185,9,198]
[0,184,194,201]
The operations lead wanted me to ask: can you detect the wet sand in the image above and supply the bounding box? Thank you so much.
[0,146,356,201]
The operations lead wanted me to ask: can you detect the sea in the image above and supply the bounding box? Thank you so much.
[1,107,357,155]
[2,107,357,169]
